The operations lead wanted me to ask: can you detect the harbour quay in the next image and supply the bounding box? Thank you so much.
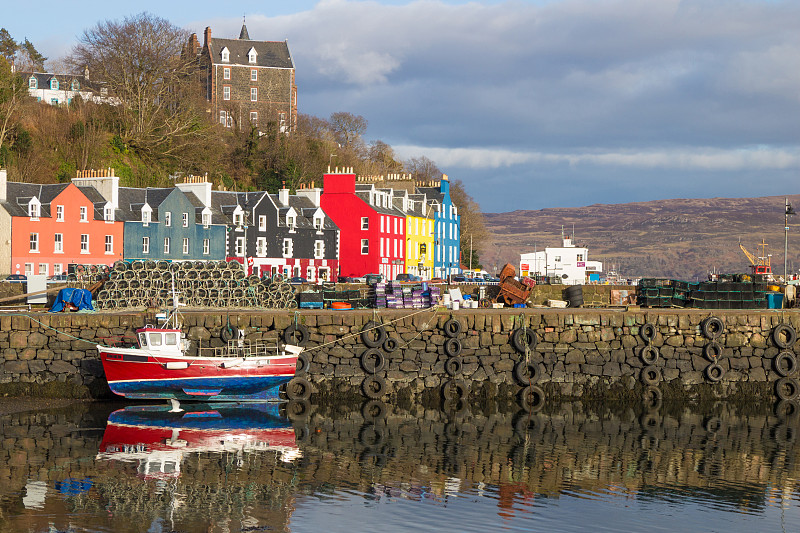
[1,308,799,404]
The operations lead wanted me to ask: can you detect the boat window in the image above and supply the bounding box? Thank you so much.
[149,333,162,346]
[165,333,177,345]
[139,333,147,346]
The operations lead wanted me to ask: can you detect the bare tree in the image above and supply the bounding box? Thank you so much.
[450,179,488,268]
[405,155,440,181]
[69,12,209,161]
[329,111,367,147]
[0,57,27,159]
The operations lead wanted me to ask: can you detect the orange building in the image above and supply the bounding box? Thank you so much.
[0,173,123,276]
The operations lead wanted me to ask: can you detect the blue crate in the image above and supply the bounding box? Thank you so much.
[299,301,324,309]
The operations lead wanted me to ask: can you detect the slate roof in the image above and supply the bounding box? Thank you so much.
[19,72,103,94]
[208,38,293,69]
[2,183,70,218]
[270,194,338,230]
[415,186,444,204]
[355,192,405,217]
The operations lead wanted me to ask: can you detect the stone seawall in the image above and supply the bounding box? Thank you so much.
[1,309,799,401]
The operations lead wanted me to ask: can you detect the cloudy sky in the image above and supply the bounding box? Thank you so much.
[5,0,800,212]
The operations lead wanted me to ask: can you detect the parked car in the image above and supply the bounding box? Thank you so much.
[450,275,468,283]
[364,274,384,286]
[338,276,355,283]
[395,274,421,282]
[3,274,26,283]
[428,277,446,284]
[289,277,308,284]
[47,274,69,283]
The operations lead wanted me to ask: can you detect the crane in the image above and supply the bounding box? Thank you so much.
[739,239,772,275]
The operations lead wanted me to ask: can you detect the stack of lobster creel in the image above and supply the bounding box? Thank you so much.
[94,260,298,309]
[66,264,111,283]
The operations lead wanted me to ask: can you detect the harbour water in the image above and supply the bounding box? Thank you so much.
[1,397,799,532]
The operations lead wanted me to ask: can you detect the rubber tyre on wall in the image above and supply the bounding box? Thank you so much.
[285,377,312,401]
[703,342,723,362]
[773,324,798,349]
[514,360,540,385]
[361,321,387,348]
[518,385,545,413]
[283,399,310,420]
[642,385,663,410]
[639,323,657,342]
[444,318,463,338]
[442,379,468,401]
[701,317,724,339]
[221,325,239,343]
[295,353,310,375]
[444,337,463,357]
[383,337,399,353]
[283,324,309,347]
[512,328,538,354]
[705,363,725,383]
[361,375,387,399]
[641,365,661,386]
[640,345,659,365]
[774,351,798,377]
[776,377,800,401]
[445,356,463,377]
[360,348,386,374]
[361,399,387,422]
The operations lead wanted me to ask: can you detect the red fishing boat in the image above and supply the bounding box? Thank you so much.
[97,313,303,401]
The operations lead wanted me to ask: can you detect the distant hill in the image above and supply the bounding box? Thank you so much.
[481,194,800,281]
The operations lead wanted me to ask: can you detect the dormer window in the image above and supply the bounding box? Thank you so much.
[29,203,39,220]
[314,217,323,231]
[287,215,295,228]
[202,212,210,228]
[50,78,59,90]
[104,206,114,222]
[71,80,80,91]
[247,47,257,64]
[221,47,230,62]
[142,210,151,226]
[233,212,243,227]
[28,77,37,89]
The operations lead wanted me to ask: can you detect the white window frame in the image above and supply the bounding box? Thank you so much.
[29,233,39,252]
[29,203,39,220]
[28,77,36,89]
[235,237,245,256]
[183,237,189,255]
[105,235,113,254]
[80,234,89,253]
[142,210,150,226]
[361,239,369,255]
[282,238,293,258]
[80,206,88,222]
[56,205,64,222]
[203,238,210,255]
[220,110,226,125]
[223,67,230,80]
[223,86,230,100]
[54,233,63,253]
[251,87,257,102]
[54,263,62,275]
[256,237,267,256]
[221,48,229,62]
[361,217,369,230]
[314,217,323,231]
[104,206,114,222]
[164,237,170,254]
[142,236,150,254]
[251,68,257,81]
[202,213,211,228]
[182,212,188,227]
[165,212,171,227]
[250,111,258,124]
[24,263,33,276]
[314,240,324,259]
[38,263,48,276]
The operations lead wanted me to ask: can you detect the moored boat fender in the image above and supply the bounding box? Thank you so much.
[512,328,538,354]
[283,324,310,346]
[514,360,540,385]
[775,351,798,377]
[772,324,798,349]
[285,376,312,401]
[444,337,463,357]
[220,325,239,343]
[640,345,660,365]
[639,323,657,342]
[295,353,310,375]
[361,375,387,399]
[518,385,545,413]
[641,365,661,386]
[703,342,723,362]
[701,317,724,339]
[443,318,463,338]
[776,377,800,401]
[361,321,387,348]
[360,348,386,374]
[444,356,463,377]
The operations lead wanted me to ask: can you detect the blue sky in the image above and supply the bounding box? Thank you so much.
[4,0,800,213]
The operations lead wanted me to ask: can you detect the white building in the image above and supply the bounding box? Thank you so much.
[20,71,111,106]
[519,235,602,285]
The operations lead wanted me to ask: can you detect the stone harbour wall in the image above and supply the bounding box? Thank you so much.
[1,309,799,401]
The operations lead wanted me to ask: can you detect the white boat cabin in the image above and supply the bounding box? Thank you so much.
[137,327,187,355]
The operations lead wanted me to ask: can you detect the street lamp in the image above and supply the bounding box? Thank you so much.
[785,198,795,281]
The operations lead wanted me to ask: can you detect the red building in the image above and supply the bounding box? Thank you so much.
[0,175,123,276]
[320,168,406,279]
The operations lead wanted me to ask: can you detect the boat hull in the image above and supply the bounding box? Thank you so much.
[98,346,298,402]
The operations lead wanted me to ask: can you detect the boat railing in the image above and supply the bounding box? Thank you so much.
[197,339,283,358]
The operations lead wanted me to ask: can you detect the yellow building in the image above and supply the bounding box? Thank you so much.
[396,191,435,279]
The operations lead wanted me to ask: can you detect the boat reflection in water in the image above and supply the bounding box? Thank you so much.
[97,401,301,479]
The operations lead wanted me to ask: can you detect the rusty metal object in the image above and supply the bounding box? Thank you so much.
[496,263,531,305]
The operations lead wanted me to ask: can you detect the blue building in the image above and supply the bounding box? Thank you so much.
[416,175,461,279]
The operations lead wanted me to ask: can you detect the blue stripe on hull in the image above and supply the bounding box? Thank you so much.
[109,375,291,402]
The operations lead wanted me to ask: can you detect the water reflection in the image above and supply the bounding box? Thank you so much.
[0,397,799,532]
